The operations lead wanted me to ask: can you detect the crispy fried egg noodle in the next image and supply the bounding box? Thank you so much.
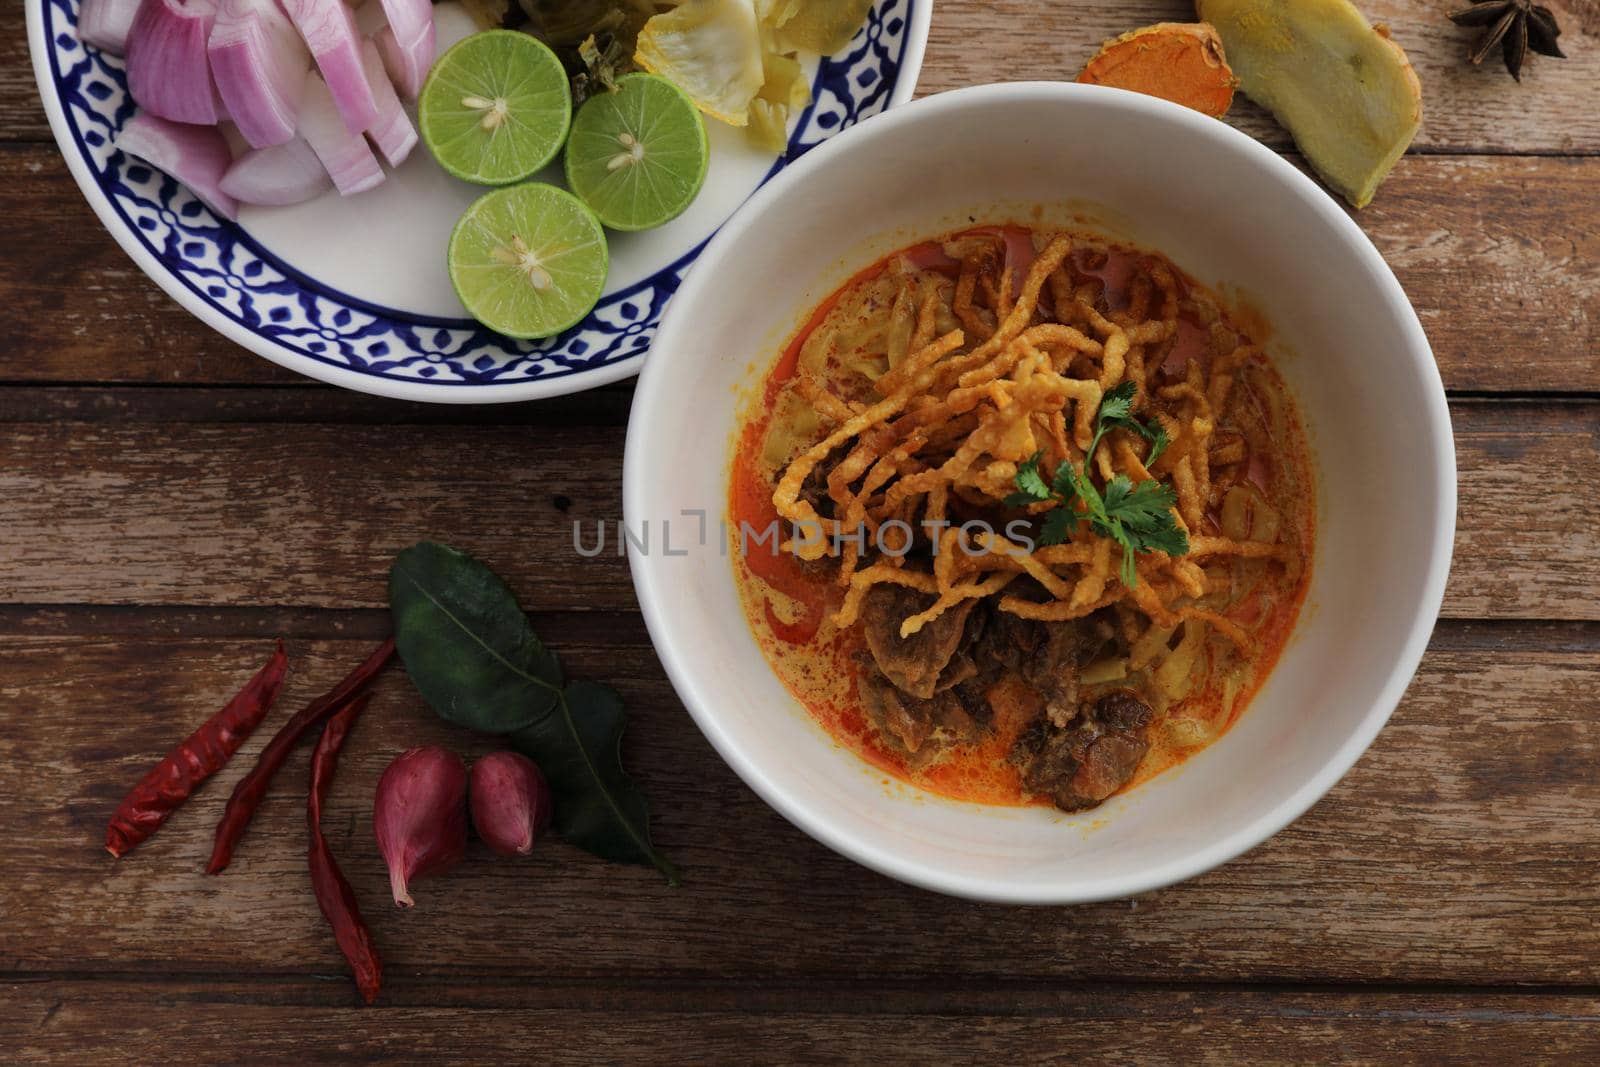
[770,232,1302,651]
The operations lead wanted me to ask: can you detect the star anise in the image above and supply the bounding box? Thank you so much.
[1449,0,1566,81]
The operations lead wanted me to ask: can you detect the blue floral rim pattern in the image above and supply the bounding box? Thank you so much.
[38,0,919,390]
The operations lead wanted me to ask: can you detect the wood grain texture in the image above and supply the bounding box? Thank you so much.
[0,145,303,386]
[0,5,38,143]
[2,623,1598,985]
[3,145,1596,391]
[5,979,1600,1064]
[7,1,1600,151]
[0,400,1593,618]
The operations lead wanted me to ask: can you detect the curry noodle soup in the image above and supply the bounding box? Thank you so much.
[730,226,1315,811]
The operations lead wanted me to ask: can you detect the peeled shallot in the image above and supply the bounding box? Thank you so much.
[373,746,468,908]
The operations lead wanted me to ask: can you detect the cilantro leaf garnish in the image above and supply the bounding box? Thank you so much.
[1006,385,1190,584]
[1137,422,1171,466]
[1096,381,1170,466]
[1049,457,1081,504]
[1038,506,1078,548]
[1003,451,1053,507]
[1098,380,1137,422]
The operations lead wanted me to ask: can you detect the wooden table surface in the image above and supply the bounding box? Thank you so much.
[3,1,1598,1062]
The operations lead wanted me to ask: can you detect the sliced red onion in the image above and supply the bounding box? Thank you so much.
[374,18,435,101]
[281,0,379,133]
[126,0,223,126]
[297,70,384,196]
[219,136,332,205]
[375,0,432,52]
[116,111,239,220]
[78,0,143,55]
[210,0,311,150]
[353,0,388,37]
[359,39,416,168]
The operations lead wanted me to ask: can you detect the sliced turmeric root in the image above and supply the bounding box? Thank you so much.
[1077,22,1238,118]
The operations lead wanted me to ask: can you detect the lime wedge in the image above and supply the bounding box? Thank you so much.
[564,73,709,231]
[449,183,609,339]
[420,30,572,186]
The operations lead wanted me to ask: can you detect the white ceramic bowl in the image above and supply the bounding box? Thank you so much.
[625,82,1455,903]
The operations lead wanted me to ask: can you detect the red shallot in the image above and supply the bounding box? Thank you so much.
[298,69,384,196]
[469,751,553,858]
[374,18,435,101]
[360,39,417,168]
[126,0,224,126]
[221,136,333,206]
[78,0,143,55]
[116,112,240,220]
[280,0,380,133]
[375,0,433,53]
[373,746,468,907]
[209,0,310,149]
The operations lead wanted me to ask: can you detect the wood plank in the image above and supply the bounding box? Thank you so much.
[0,400,1593,619]
[1447,401,1600,619]
[0,384,634,427]
[8,1,1600,152]
[5,979,1600,1063]
[1362,155,1599,391]
[0,5,39,143]
[2,622,1598,985]
[0,145,303,386]
[3,143,1595,391]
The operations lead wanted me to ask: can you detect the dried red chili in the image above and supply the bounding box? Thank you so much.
[105,641,289,858]
[307,692,381,1004]
[206,637,395,874]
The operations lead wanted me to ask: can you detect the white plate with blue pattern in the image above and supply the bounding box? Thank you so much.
[27,0,929,402]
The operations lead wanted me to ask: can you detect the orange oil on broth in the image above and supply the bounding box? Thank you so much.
[729,226,1315,809]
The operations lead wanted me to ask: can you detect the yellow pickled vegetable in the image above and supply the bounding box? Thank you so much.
[748,46,811,151]
[767,0,872,55]
[636,0,766,126]
[748,100,790,152]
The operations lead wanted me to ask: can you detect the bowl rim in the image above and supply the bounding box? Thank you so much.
[625,80,1456,903]
[25,0,933,404]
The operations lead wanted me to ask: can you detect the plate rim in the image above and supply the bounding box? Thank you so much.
[27,0,932,404]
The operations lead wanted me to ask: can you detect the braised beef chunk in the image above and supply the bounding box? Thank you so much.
[936,650,979,692]
[967,606,1102,728]
[858,669,984,756]
[1023,623,1087,728]
[1013,689,1154,812]
[860,585,978,699]
[856,591,1140,791]
[970,607,1042,672]
[859,672,933,754]
[1094,689,1154,733]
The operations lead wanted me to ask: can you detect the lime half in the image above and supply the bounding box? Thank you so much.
[420,31,572,186]
[449,183,609,339]
[564,73,709,231]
